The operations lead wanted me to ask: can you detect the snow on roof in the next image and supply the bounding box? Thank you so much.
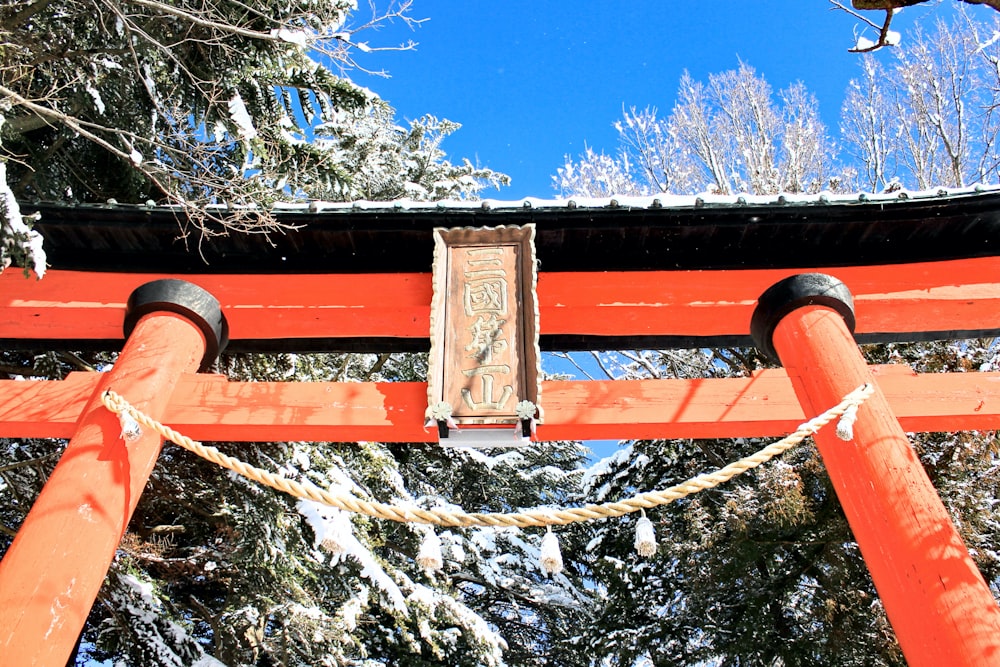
[268,183,1000,215]
[65,183,1000,216]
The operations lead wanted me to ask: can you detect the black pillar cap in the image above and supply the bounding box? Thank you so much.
[123,279,229,371]
[750,273,856,363]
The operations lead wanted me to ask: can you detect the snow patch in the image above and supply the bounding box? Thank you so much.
[855,36,877,51]
[85,81,106,114]
[0,159,47,277]
[227,94,258,140]
[297,500,406,612]
[271,28,310,46]
[979,30,1000,53]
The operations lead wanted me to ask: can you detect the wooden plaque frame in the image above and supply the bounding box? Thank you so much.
[427,225,541,430]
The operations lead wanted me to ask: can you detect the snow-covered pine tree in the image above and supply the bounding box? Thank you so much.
[0,0,508,273]
[572,340,1000,666]
[574,351,907,665]
[0,2,598,663]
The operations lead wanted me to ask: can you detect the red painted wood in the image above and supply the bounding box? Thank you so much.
[3,365,1000,442]
[541,257,1000,338]
[772,305,1000,666]
[2,256,999,342]
[0,271,429,341]
[0,311,207,666]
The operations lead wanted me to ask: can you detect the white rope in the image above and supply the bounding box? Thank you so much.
[100,384,874,529]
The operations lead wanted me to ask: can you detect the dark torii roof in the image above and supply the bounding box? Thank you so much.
[23,186,1000,274]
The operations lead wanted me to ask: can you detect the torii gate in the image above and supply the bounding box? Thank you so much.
[3,189,1000,665]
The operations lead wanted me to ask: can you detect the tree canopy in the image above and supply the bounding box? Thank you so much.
[557,11,1000,198]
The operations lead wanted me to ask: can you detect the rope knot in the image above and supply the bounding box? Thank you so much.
[104,390,142,442]
[118,411,143,443]
[836,404,859,441]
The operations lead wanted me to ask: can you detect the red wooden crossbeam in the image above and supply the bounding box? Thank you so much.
[3,365,998,442]
[2,256,999,345]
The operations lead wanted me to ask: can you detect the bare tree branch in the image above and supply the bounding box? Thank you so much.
[0,0,506,274]
[0,449,61,474]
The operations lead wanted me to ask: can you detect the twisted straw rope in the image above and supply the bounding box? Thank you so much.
[101,384,873,528]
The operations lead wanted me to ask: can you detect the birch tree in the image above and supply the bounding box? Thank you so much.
[555,64,841,198]
[841,12,1000,189]
[841,56,894,191]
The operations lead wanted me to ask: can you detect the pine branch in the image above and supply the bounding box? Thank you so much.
[57,351,96,372]
[125,0,290,43]
[0,0,57,31]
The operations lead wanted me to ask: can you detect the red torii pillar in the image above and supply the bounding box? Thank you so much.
[751,274,1000,666]
[0,280,227,667]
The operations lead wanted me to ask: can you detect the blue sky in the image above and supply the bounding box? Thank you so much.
[353,1,972,198]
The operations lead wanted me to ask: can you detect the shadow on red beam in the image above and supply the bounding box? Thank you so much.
[2,365,1000,443]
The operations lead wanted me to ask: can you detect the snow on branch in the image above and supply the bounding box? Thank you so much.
[0,158,45,277]
[830,1,908,52]
[833,0,1000,52]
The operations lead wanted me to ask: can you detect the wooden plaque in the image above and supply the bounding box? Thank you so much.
[428,225,541,427]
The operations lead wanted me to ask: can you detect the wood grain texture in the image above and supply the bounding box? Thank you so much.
[3,365,999,442]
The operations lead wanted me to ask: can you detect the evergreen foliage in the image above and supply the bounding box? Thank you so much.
[0,0,508,271]
[1,350,592,665]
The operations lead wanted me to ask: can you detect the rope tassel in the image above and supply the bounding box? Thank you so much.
[540,527,563,575]
[417,529,444,572]
[118,410,142,443]
[836,403,859,441]
[319,511,353,557]
[634,511,657,558]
